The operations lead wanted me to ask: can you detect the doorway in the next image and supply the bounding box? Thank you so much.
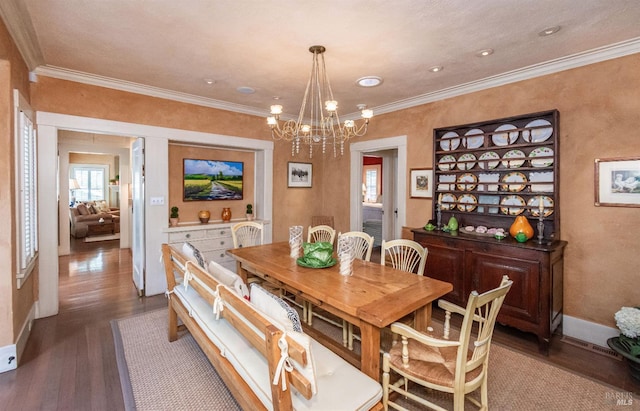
[350,136,407,241]
[36,112,274,319]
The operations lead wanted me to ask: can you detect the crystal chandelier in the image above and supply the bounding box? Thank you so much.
[267,45,373,157]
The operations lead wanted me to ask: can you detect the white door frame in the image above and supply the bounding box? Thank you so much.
[36,112,274,318]
[349,136,407,239]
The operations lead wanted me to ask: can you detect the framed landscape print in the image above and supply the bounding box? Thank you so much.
[183,158,244,201]
[410,168,433,198]
[288,162,312,188]
[595,157,640,207]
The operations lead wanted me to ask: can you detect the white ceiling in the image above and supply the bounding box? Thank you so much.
[2,0,640,118]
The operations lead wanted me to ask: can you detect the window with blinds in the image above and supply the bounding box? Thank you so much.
[15,89,38,288]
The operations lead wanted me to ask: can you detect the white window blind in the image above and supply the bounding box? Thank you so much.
[14,89,38,287]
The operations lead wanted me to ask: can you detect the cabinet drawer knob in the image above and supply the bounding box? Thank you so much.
[220,241,225,245]
[185,233,191,239]
[220,253,224,258]
[221,230,225,235]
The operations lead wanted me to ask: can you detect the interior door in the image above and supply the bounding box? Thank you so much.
[381,150,398,241]
[132,138,145,296]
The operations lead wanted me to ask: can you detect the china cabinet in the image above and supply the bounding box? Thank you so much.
[414,110,566,353]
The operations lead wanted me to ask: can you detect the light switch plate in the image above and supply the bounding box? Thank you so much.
[150,196,165,205]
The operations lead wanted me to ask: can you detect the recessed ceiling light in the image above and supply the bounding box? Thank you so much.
[356,76,383,87]
[204,78,215,85]
[236,86,255,94]
[538,26,561,36]
[429,66,443,73]
[476,48,494,57]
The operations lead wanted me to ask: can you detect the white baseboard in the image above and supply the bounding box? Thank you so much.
[0,344,17,373]
[563,315,619,348]
[1,303,36,373]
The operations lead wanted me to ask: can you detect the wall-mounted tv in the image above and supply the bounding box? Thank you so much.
[183,159,243,201]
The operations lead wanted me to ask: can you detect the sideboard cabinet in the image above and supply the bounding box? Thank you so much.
[165,222,236,272]
[413,229,566,353]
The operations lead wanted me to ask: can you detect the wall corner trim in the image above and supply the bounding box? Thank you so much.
[563,315,619,348]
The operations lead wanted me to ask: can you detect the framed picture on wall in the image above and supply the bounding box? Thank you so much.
[410,168,433,198]
[183,158,244,201]
[288,162,312,188]
[595,157,640,207]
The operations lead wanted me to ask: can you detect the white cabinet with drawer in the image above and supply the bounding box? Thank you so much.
[166,222,237,272]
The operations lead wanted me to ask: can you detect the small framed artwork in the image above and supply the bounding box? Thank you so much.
[595,157,640,207]
[410,168,433,198]
[288,162,313,188]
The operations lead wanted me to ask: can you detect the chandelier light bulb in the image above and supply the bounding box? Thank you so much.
[270,104,283,115]
[301,124,311,134]
[325,100,338,112]
[267,116,277,126]
[361,109,373,119]
[344,120,355,128]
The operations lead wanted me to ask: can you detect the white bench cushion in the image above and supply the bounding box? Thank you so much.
[208,260,249,299]
[250,283,303,333]
[182,242,206,269]
[173,283,381,410]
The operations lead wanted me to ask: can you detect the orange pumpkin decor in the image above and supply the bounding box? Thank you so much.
[509,215,534,240]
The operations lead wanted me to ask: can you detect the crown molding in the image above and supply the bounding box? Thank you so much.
[33,65,269,117]
[0,0,44,70]
[368,37,640,117]
[31,37,640,120]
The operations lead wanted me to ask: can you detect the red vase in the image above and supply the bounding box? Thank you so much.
[221,207,232,222]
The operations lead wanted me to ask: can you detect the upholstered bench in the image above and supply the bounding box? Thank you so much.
[161,244,383,411]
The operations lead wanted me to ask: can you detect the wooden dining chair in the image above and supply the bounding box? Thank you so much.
[308,231,375,349]
[307,224,336,245]
[382,276,513,411]
[231,221,264,248]
[381,239,427,276]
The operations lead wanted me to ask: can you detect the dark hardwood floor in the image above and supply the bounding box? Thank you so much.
[0,240,636,411]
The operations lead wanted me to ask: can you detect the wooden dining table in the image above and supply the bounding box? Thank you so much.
[227,242,453,380]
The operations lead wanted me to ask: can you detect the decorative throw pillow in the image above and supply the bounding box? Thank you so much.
[88,204,97,214]
[207,260,249,300]
[97,200,111,213]
[76,204,89,215]
[250,283,302,333]
[182,242,206,269]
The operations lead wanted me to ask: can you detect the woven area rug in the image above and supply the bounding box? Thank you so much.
[112,309,240,411]
[113,309,638,411]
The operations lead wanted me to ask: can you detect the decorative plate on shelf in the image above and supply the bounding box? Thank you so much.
[438,154,456,171]
[500,195,526,215]
[522,119,553,143]
[464,128,484,149]
[529,147,554,167]
[501,149,526,168]
[478,151,500,169]
[457,153,477,170]
[529,171,554,192]
[457,194,478,212]
[492,124,519,146]
[500,172,527,192]
[456,173,478,191]
[438,174,456,191]
[527,196,554,217]
[440,193,457,211]
[440,131,460,151]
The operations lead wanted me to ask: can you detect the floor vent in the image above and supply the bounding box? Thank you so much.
[561,336,621,360]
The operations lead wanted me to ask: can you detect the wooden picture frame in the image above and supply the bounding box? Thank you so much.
[288,162,312,188]
[410,168,433,198]
[595,157,640,207]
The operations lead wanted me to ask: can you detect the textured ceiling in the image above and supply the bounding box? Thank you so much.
[2,0,640,118]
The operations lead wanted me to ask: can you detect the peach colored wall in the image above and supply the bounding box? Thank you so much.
[28,52,639,331]
[0,19,35,347]
[168,144,255,223]
[353,53,640,328]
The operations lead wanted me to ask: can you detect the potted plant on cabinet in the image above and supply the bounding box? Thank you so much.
[170,206,179,227]
[246,204,254,221]
[607,306,640,382]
